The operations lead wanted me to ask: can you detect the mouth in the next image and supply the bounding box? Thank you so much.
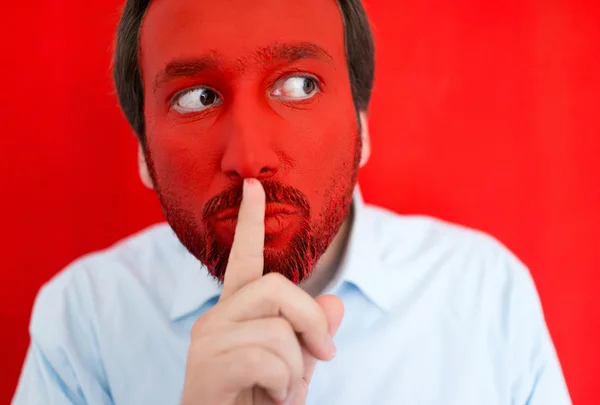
[211,203,299,240]
[215,203,297,221]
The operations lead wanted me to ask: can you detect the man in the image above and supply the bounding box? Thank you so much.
[12,0,572,404]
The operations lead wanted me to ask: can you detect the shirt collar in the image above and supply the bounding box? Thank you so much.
[169,182,392,322]
[169,248,222,321]
[329,184,395,312]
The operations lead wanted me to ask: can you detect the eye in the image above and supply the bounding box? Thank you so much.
[271,75,320,101]
[172,87,222,113]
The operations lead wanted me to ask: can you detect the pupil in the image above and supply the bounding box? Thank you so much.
[303,79,314,94]
[200,90,216,106]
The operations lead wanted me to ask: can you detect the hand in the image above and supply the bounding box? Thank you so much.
[180,178,345,405]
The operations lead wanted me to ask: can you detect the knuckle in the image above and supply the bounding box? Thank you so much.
[239,348,263,375]
[190,316,209,338]
[225,251,244,268]
[263,271,288,286]
[254,274,287,308]
[266,317,294,340]
[190,308,220,338]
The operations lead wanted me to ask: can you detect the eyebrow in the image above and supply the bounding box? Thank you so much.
[153,42,333,93]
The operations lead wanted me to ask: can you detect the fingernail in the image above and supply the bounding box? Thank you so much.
[243,178,250,194]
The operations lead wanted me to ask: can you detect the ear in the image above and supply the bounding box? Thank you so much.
[358,111,371,168]
[138,143,154,190]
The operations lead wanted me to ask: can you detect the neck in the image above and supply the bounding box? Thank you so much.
[300,202,355,297]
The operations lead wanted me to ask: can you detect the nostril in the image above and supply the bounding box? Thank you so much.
[260,167,271,174]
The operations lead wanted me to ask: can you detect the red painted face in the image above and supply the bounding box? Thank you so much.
[139,0,361,283]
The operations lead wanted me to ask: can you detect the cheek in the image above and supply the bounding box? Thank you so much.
[283,106,359,211]
[145,122,217,207]
[285,104,358,171]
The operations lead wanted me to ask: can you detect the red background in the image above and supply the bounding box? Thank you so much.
[1,0,599,403]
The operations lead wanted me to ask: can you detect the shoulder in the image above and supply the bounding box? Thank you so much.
[364,204,539,331]
[356,204,570,403]
[365,203,525,271]
[29,223,185,341]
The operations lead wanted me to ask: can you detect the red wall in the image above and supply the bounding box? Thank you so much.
[1,0,598,403]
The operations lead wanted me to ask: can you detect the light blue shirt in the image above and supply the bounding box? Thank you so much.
[12,185,572,405]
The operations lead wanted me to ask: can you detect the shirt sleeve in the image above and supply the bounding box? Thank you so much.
[503,252,572,405]
[11,269,113,405]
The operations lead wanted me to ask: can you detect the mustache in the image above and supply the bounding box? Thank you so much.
[201,179,311,221]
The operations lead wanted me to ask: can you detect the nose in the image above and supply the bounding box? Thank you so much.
[220,103,281,182]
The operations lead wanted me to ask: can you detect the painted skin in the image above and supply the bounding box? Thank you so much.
[139,0,361,284]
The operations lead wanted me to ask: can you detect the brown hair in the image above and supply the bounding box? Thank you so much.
[113,0,375,144]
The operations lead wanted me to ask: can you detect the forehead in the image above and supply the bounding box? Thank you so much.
[140,0,346,67]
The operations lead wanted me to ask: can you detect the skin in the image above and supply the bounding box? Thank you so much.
[138,0,370,287]
[136,0,371,403]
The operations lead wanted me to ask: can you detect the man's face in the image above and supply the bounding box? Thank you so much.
[139,0,361,284]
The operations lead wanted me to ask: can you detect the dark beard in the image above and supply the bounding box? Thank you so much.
[145,133,361,285]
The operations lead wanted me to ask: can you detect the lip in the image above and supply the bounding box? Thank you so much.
[212,208,298,239]
[215,203,297,221]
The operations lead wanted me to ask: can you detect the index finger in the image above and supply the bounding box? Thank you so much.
[220,178,266,300]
